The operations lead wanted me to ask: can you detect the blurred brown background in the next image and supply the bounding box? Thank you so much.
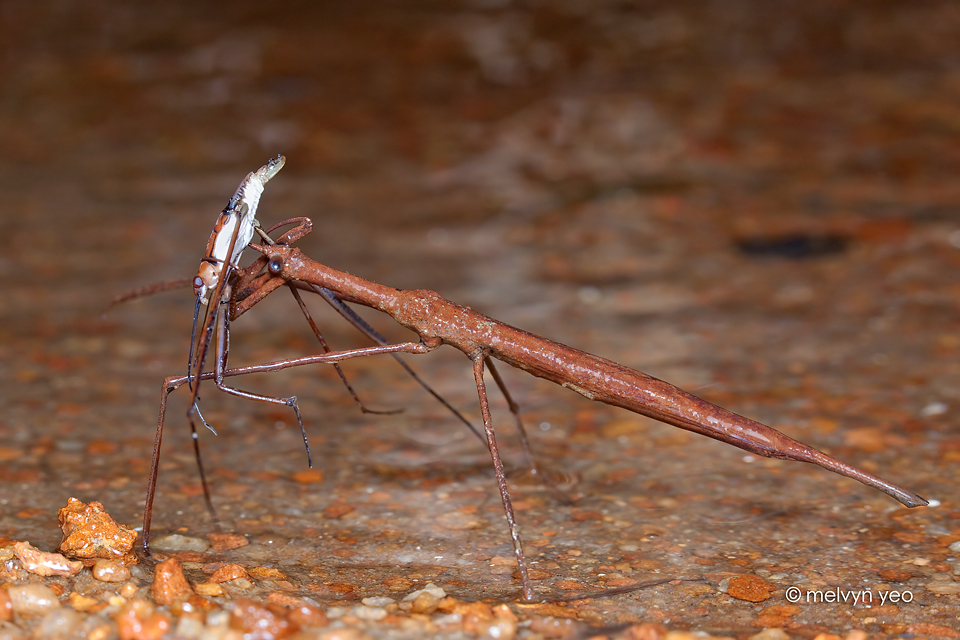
[1,1,959,635]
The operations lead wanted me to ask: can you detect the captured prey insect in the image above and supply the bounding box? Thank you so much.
[187,154,284,407]
[178,154,306,520]
[141,158,927,602]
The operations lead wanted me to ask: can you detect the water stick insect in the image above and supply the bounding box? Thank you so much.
[246,234,927,600]
[143,182,927,602]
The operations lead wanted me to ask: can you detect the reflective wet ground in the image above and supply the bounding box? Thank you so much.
[2,1,960,637]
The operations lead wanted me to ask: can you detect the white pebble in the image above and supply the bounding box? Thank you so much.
[920,402,948,417]
[31,608,81,640]
[8,584,61,616]
[92,559,132,583]
[350,605,387,621]
[149,534,209,552]
[174,615,205,639]
[402,582,446,602]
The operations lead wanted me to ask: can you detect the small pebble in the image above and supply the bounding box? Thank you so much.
[116,599,170,640]
[249,566,286,581]
[66,592,98,613]
[208,563,248,583]
[400,582,447,614]
[85,619,114,640]
[206,533,248,551]
[174,615,205,639]
[229,578,254,590]
[748,630,790,640]
[485,604,518,640]
[926,582,960,595]
[287,603,329,628]
[402,582,446,602]
[920,402,948,417]
[349,605,387,621]
[57,498,138,562]
[316,629,365,640]
[13,541,82,577]
[623,622,668,640]
[229,598,298,638]
[92,558,132,583]
[31,608,82,640]
[149,534,209,553]
[266,593,302,608]
[7,584,61,616]
[361,597,394,607]
[118,582,140,599]
[322,504,355,519]
[206,610,231,630]
[408,592,439,615]
[0,590,10,622]
[436,511,485,530]
[878,569,912,582]
[151,558,194,606]
[726,575,774,603]
[382,576,413,591]
[194,583,225,597]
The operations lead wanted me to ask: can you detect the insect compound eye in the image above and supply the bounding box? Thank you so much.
[193,276,204,290]
[268,256,283,274]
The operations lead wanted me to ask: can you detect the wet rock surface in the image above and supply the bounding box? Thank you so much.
[2,1,960,638]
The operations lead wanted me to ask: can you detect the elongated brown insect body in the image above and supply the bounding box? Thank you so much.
[143,159,926,603]
[265,244,927,510]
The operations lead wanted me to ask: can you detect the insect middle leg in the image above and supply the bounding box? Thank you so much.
[210,284,312,465]
[471,352,534,601]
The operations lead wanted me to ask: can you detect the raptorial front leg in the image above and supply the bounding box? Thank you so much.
[471,353,534,601]
[212,293,312,467]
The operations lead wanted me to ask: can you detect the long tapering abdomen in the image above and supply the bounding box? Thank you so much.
[387,289,927,509]
[272,249,927,509]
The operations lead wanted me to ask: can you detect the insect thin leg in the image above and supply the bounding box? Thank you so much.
[472,353,534,601]
[213,289,314,467]
[310,283,486,442]
[486,359,538,473]
[143,379,173,555]
[192,402,218,436]
[187,296,203,390]
[187,408,221,530]
[288,285,400,415]
[486,359,573,505]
